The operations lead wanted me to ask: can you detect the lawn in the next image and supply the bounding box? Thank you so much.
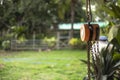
[0,50,87,80]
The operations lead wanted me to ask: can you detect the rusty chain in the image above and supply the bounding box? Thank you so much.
[86,0,92,80]
[86,0,99,80]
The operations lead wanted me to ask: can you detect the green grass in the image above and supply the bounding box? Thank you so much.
[0,50,87,80]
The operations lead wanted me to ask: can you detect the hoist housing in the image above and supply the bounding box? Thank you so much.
[80,24,100,41]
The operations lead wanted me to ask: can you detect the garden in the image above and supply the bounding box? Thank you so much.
[0,0,120,80]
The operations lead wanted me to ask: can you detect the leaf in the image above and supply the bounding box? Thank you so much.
[113,53,120,62]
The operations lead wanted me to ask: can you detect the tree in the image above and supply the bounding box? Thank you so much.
[52,0,86,39]
[0,0,54,39]
[95,0,120,24]
[0,0,86,39]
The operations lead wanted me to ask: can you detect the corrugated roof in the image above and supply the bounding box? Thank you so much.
[58,22,108,30]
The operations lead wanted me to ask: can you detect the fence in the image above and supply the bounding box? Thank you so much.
[11,40,49,51]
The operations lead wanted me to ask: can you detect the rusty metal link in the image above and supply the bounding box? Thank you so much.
[87,40,100,80]
[86,0,92,80]
[87,41,91,80]
[96,41,100,55]
[93,41,99,57]
[90,41,100,80]
[86,0,92,22]
[92,41,100,59]
[86,0,100,80]
[90,41,95,60]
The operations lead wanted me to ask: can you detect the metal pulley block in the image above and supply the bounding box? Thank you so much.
[80,24,100,42]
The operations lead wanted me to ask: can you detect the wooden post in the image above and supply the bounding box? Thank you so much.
[56,31,60,49]
[33,31,36,50]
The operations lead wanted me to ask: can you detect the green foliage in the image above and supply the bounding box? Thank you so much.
[57,0,71,20]
[51,0,86,22]
[94,44,120,80]
[44,37,56,48]
[2,40,10,50]
[81,41,120,80]
[0,0,86,41]
[69,38,79,46]
[11,26,27,39]
[69,38,86,49]
[95,0,120,23]
[108,25,120,45]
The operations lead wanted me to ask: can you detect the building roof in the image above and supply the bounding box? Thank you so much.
[58,22,108,30]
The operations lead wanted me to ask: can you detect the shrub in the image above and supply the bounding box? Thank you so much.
[81,42,120,80]
[43,37,56,49]
[2,40,10,50]
[69,38,86,49]
[108,24,120,46]
[69,38,79,46]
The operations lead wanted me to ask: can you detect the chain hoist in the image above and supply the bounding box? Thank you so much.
[80,0,100,80]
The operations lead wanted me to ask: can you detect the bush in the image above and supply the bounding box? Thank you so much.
[69,38,86,49]
[2,40,10,50]
[108,24,120,45]
[43,37,56,49]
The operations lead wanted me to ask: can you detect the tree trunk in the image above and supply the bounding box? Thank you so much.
[70,0,75,39]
